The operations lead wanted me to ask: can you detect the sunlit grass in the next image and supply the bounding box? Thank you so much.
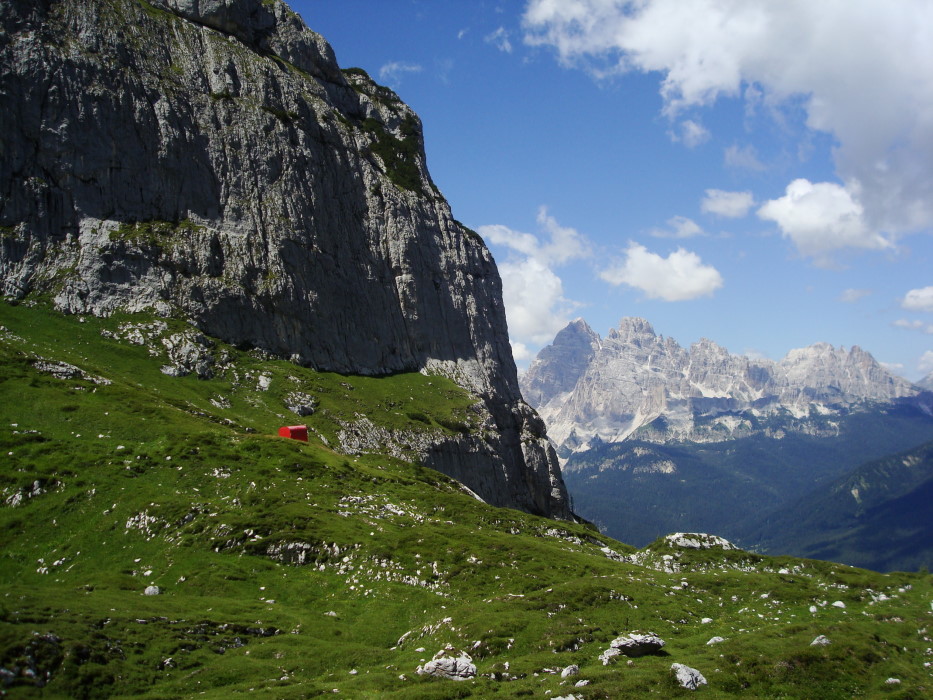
[1,301,930,698]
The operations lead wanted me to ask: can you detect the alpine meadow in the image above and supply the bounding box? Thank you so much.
[1,1,932,698]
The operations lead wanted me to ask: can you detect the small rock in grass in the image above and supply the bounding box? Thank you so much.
[885,678,901,685]
[560,664,579,678]
[144,585,160,596]
[706,636,725,645]
[671,663,707,690]
[810,635,831,646]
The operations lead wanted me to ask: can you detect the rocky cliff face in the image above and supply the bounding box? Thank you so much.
[0,0,571,518]
[521,317,920,452]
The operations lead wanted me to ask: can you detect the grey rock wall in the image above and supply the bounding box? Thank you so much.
[0,0,571,518]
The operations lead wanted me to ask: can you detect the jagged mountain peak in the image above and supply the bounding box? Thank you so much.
[557,317,600,342]
[523,317,919,451]
[609,316,658,339]
[521,318,601,408]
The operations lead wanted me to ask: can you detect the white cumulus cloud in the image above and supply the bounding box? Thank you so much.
[479,208,591,350]
[523,0,933,239]
[701,189,755,218]
[902,286,933,313]
[757,179,892,261]
[599,242,723,301]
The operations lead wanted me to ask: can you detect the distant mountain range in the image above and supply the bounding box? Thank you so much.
[522,317,922,453]
[522,318,933,571]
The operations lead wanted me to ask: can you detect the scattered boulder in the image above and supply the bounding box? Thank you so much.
[608,632,666,657]
[810,635,831,646]
[416,651,476,681]
[560,664,579,678]
[284,391,318,416]
[598,647,622,665]
[671,663,707,690]
[144,585,161,596]
[706,636,725,645]
[33,359,111,385]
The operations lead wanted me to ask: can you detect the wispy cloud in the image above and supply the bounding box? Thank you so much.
[892,319,933,334]
[670,119,710,148]
[701,189,755,218]
[485,26,513,53]
[838,288,872,303]
[920,350,933,374]
[650,215,704,239]
[378,61,422,86]
[724,143,765,171]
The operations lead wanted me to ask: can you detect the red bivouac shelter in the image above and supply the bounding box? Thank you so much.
[278,425,308,442]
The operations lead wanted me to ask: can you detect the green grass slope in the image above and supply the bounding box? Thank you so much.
[1,301,931,698]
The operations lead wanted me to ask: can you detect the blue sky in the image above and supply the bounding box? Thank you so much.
[292,0,933,381]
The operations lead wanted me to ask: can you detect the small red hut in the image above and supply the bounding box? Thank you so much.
[278,425,308,442]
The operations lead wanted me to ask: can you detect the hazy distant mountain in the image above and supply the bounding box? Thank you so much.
[919,371,933,391]
[747,440,933,572]
[525,318,933,570]
[522,317,920,453]
[560,402,933,561]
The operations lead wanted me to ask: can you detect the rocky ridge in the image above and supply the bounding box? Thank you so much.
[521,318,920,453]
[919,371,933,391]
[0,0,570,517]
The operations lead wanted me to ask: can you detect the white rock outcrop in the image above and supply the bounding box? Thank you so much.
[664,533,736,550]
[671,663,707,690]
[416,651,476,681]
[599,632,665,663]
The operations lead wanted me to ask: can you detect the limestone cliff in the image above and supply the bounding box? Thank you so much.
[0,0,571,517]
